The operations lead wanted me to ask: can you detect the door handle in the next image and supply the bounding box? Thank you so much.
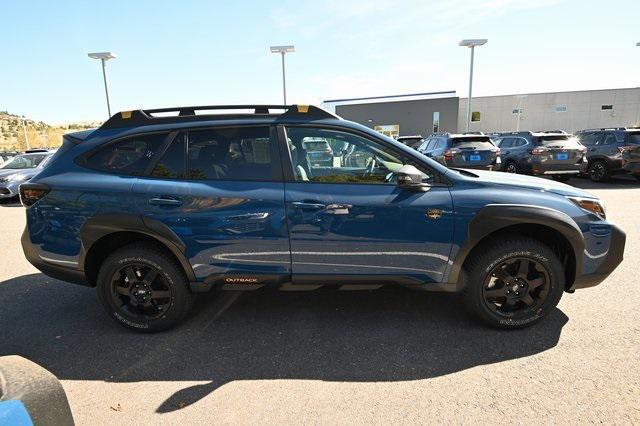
[149,197,183,207]
[292,201,326,210]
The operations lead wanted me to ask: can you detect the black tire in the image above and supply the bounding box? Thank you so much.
[462,236,564,329]
[96,243,194,332]
[551,174,571,182]
[504,161,519,174]
[588,160,610,182]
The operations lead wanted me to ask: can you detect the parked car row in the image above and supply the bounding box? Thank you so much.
[395,127,640,183]
[0,150,55,201]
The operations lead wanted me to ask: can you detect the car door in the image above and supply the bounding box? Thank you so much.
[131,126,291,286]
[281,125,454,287]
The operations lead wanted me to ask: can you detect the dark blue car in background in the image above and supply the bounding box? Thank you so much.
[20,105,625,332]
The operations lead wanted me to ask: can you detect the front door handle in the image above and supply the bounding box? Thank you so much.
[149,197,183,207]
[292,201,326,210]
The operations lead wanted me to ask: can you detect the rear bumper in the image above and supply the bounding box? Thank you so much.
[571,224,626,291]
[532,162,587,175]
[21,227,89,286]
[622,162,640,175]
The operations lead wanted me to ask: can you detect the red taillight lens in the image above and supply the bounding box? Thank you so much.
[443,149,459,161]
[19,183,50,207]
[529,147,547,155]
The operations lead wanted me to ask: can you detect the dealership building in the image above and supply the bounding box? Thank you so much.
[323,87,640,138]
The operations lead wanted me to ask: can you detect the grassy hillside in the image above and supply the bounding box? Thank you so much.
[0,111,102,151]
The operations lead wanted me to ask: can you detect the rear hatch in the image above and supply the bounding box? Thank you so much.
[534,135,585,166]
[447,136,499,168]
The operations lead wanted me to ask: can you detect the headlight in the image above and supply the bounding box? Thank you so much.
[568,196,606,220]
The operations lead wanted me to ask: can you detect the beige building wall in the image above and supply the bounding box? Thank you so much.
[458,87,640,133]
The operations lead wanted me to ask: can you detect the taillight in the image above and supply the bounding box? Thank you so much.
[618,145,636,153]
[443,149,459,161]
[19,183,50,207]
[578,146,587,154]
[529,147,547,155]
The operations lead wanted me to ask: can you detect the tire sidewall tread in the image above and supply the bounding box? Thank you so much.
[96,243,193,332]
[462,236,564,329]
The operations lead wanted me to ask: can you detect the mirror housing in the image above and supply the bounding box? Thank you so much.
[396,165,430,191]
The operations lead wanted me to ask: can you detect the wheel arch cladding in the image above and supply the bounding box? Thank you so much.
[449,204,583,290]
[80,214,196,287]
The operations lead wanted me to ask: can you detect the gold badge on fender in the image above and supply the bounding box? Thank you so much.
[426,209,443,220]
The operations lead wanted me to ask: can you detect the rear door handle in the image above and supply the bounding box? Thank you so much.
[149,197,183,207]
[292,201,326,210]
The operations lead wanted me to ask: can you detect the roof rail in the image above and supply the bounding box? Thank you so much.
[577,127,627,132]
[99,104,339,129]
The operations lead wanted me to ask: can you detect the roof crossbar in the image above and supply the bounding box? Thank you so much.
[99,104,339,129]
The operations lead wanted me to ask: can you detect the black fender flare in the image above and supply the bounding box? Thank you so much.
[446,204,584,286]
[79,214,196,283]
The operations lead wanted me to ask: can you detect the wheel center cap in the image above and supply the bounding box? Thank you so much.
[511,284,519,293]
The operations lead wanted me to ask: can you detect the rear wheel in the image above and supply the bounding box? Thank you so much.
[588,160,610,182]
[97,243,194,332]
[462,237,564,329]
[505,161,519,174]
[551,174,571,182]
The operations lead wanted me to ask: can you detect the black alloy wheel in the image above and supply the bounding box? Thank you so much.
[482,257,550,319]
[111,263,173,320]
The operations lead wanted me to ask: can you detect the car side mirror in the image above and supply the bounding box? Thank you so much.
[396,165,429,191]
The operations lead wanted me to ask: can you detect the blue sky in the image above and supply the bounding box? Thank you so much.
[1,0,639,123]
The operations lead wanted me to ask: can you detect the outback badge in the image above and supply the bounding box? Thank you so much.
[426,208,443,220]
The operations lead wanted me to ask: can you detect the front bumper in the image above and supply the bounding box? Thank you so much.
[571,223,626,290]
[0,182,19,199]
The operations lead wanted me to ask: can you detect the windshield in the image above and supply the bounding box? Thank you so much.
[538,135,582,148]
[452,137,495,149]
[0,154,47,169]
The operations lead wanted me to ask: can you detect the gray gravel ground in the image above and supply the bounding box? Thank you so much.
[0,176,638,425]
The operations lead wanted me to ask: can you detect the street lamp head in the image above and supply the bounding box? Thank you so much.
[88,52,116,60]
[270,45,295,54]
[458,39,488,47]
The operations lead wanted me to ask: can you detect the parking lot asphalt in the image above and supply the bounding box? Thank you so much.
[0,176,639,425]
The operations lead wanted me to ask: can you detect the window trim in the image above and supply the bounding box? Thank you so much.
[278,123,449,187]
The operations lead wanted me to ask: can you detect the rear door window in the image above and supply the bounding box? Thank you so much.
[186,126,275,181]
[151,134,186,178]
[85,133,169,175]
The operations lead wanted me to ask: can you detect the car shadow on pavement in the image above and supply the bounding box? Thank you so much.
[0,273,568,413]
[568,175,640,190]
[0,199,22,207]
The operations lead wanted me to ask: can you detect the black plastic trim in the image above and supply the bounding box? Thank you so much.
[79,214,196,283]
[445,204,585,287]
[571,224,625,290]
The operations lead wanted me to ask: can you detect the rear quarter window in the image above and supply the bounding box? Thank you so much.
[83,133,169,175]
[626,132,640,145]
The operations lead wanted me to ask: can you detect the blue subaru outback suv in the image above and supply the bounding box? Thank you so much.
[20,105,625,332]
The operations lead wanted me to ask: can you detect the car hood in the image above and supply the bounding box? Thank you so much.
[455,169,596,198]
[0,168,37,180]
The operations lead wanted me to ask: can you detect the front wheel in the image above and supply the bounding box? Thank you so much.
[97,243,194,332]
[462,237,565,329]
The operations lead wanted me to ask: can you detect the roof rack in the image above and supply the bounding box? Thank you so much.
[99,104,339,129]
[577,127,628,132]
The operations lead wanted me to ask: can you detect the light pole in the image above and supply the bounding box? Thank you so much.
[21,116,30,150]
[459,39,487,132]
[270,45,295,104]
[636,42,640,126]
[515,94,527,131]
[88,52,116,118]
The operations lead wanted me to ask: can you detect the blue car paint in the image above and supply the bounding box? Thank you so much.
[0,400,34,426]
[21,116,621,290]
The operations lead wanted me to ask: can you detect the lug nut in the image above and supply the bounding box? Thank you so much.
[515,291,520,296]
